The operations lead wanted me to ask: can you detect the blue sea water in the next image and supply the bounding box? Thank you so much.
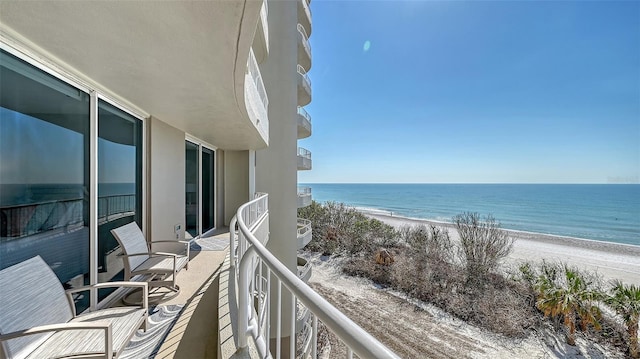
[303,183,640,246]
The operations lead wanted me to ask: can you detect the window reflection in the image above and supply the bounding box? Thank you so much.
[0,49,90,312]
[186,141,199,238]
[97,100,142,300]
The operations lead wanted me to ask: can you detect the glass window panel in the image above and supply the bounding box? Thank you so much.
[97,100,143,301]
[0,49,90,312]
[185,141,199,238]
[202,147,215,233]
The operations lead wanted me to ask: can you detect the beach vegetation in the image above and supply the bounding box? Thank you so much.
[299,202,635,354]
[533,263,603,345]
[298,201,398,256]
[453,212,514,281]
[606,280,640,358]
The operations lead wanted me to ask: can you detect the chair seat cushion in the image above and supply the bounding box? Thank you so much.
[25,307,146,359]
[133,255,189,275]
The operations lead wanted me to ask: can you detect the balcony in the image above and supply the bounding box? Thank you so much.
[297,186,312,208]
[0,1,269,149]
[297,24,312,71]
[297,218,313,249]
[297,106,312,139]
[229,194,400,358]
[253,0,270,63]
[297,256,313,283]
[297,147,312,171]
[245,48,269,142]
[297,65,312,106]
[298,0,312,37]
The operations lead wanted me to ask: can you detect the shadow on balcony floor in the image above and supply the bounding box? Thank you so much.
[151,230,230,358]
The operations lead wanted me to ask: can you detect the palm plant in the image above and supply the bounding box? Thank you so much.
[606,280,640,358]
[535,264,602,346]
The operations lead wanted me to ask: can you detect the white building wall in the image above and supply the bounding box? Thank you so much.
[256,0,299,341]
[147,116,186,241]
[224,150,250,226]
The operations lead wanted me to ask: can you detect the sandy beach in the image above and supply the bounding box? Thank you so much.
[366,213,640,286]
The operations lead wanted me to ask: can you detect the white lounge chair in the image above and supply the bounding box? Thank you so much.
[0,255,148,359]
[111,222,189,304]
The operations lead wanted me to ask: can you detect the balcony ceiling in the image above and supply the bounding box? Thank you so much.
[0,0,265,150]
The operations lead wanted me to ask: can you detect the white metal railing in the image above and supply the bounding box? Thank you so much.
[248,48,269,111]
[300,0,311,29]
[263,0,268,19]
[297,107,311,125]
[297,186,311,196]
[297,147,312,171]
[297,24,311,59]
[260,0,269,49]
[297,65,311,90]
[230,194,400,359]
[297,147,311,159]
[297,218,312,249]
[296,218,311,237]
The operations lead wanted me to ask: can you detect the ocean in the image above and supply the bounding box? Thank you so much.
[302,183,640,246]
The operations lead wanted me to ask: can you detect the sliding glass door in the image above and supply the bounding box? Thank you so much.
[0,49,91,311]
[97,100,143,300]
[185,140,215,238]
[202,147,215,233]
[185,141,199,238]
[0,48,145,312]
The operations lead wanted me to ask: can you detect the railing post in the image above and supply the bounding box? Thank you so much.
[229,215,237,269]
[238,246,257,349]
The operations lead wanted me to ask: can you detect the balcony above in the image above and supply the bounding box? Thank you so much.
[297,24,312,71]
[0,1,268,150]
[297,106,312,139]
[297,218,313,249]
[244,48,269,142]
[252,0,269,63]
[297,147,312,171]
[297,65,312,106]
[298,0,312,37]
[297,186,312,208]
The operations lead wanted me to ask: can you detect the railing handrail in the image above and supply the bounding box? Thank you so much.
[297,65,311,88]
[0,193,134,210]
[297,147,311,158]
[235,194,400,359]
[248,48,269,110]
[297,106,311,123]
[297,186,312,195]
[297,23,311,58]
[300,0,311,23]
[297,218,311,236]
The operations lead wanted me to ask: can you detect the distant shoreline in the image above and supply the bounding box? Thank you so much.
[365,212,640,285]
[363,210,640,252]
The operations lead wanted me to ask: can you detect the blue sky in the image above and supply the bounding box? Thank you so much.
[297,0,640,184]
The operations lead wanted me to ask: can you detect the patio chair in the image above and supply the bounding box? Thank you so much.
[111,222,189,304]
[0,255,148,359]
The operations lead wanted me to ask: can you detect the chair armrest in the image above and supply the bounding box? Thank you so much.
[148,251,180,258]
[151,240,190,245]
[0,322,113,359]
[119,252,152,258]
[66,282,148,311]
[150,241,190,256]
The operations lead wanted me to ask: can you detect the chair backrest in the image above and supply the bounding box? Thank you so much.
[111,222,149,271]
[0,256,74,359]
